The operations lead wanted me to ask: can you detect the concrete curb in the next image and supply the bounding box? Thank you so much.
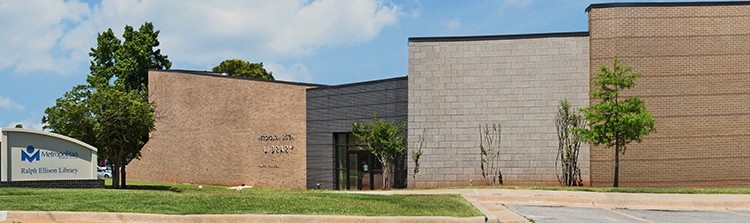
[461,194,501,223]
[471,190,750,211]
[1,211,486,223]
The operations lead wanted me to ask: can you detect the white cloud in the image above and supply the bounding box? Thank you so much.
[501,0,533,8]
[265,62,313,83]
[0,0,402,76]
[0,0,90,75]
[0,96,23,110]
[444,19,461,30]
[267,0,399,55]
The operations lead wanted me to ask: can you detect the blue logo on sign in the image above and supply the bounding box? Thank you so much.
[21,145,40,163]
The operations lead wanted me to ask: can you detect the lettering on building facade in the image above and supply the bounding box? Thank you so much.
[263,145,294,154]
[257,134,293,141]
[258,134,295,154]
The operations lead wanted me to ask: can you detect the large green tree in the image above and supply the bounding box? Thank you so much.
[43,85,97,145]
[89,86,155,189]
[212,59,275,80]
[352,116,407,190]
[88,23,171,92]
[44,22,168,189]
[577,59,656,187]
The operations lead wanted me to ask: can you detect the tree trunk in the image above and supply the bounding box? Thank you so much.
[120,162,127,189]
[112,163,120,189]
[613,143,620,188]
[120,158,128,189]
[382,162,391,190]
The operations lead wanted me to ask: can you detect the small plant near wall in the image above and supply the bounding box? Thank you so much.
[555,99,585,186]
[352,115,407,190]
[479,123,503,186]
[410,129,426,184]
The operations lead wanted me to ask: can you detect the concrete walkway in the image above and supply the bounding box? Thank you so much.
[350,189,750,223]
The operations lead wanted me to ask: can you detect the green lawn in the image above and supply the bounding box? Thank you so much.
[475,185,750,194]
[0,181,481,217]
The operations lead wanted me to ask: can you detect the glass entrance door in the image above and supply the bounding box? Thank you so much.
[347,152,359,190]
[345,151,381,190]
[358,152,371,190]
[336,133,384,190]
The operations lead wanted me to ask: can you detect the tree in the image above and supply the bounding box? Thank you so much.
[212,59,275,80]
[43,22,167,189]
[86,23,171,92]
[43,85,97,146]
[352,116,407,190]
[479,123,503,186]
[576,59,656,187]
[89,86,155,189]
[555,99,584,186]
[410,129,426,184]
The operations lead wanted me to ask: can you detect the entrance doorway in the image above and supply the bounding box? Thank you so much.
[336,133,382,190]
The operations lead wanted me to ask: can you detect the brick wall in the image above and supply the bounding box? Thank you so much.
[128,71,315,189]
[588,4,750,187]
[306,77,408,189]
[408,34,590,188]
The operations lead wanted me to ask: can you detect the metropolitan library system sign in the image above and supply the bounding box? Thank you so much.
[1,128,98,183]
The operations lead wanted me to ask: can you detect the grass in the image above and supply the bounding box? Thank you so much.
[0,180,481,217]
[466,185,750,194]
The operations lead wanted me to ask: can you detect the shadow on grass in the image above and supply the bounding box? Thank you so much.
[103,184,182,192]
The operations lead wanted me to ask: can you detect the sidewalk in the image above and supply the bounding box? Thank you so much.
[350,188,750,223]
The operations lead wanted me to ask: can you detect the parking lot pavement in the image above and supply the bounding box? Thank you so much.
[506,205,750,223]
[618,209,750,223]
[505,205,644,223]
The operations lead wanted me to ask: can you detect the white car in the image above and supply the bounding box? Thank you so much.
[97,166,112,178]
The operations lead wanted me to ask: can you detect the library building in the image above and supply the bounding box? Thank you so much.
[127,1,750,189]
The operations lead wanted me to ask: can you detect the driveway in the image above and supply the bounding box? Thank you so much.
[350,188,750,223]
[507,204,750,223]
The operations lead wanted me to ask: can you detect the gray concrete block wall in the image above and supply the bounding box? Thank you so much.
[306,77,408,189]
[407,35,590,187]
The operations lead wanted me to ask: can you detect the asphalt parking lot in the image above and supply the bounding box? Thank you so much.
[506,204,750,223]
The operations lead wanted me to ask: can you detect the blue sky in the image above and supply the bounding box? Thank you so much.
[0,0,727,130]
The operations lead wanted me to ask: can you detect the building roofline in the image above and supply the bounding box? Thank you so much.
[586,1,750,12]
[150,69,327,87]
[307,76,407,91]
[408,31,588,43]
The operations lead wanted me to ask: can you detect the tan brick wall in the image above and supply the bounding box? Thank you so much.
[128,71,313,189]
[588,5,750,187]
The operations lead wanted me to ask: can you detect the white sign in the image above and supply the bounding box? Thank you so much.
[1,128,98,182]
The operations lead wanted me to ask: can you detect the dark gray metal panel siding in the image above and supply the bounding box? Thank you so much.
[306,78,408,189]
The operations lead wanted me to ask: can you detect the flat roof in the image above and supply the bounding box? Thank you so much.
[150,69,327,87]
[586,1,750,12]
[408,31,589,43]
[307,76,407,91]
